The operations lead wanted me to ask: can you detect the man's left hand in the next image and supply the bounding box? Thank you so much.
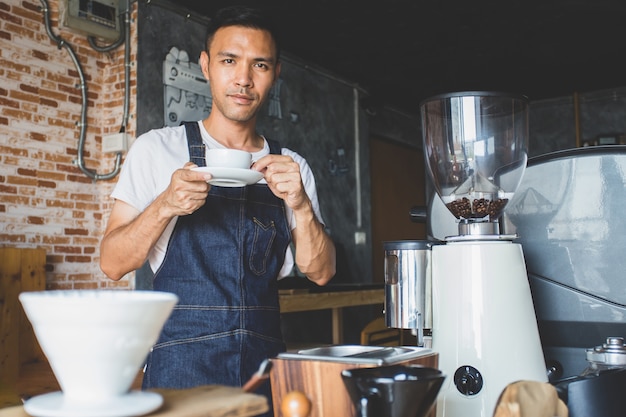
[252,154,309,210]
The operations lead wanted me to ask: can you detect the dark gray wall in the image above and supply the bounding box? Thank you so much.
[135,1,386,288]
[529,88,626,157]
[136,2,208,134]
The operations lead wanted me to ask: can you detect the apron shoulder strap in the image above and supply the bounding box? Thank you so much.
[182,121,206,167]
[266,138,282,156]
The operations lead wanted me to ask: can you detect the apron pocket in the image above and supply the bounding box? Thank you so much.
[249,217,277,275]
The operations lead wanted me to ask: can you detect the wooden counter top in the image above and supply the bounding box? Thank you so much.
[279,288,384,313]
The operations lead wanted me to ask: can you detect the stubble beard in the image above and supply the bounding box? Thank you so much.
[212,93,263,123]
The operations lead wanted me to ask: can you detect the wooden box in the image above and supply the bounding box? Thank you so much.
[0,248,47,407]
[270,347,438,417]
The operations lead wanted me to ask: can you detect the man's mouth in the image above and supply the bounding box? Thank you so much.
[229,93,255,103]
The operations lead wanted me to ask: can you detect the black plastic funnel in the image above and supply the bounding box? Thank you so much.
[341,364,445,417]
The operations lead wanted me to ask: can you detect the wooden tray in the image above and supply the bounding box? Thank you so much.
[0,385,267,417]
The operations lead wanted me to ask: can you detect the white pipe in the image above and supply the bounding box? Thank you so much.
[353,87,362,229]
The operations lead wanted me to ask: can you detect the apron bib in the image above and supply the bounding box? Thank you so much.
[143,123,290,415]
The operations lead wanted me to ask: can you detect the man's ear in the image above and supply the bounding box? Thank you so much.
[199,51,210,81]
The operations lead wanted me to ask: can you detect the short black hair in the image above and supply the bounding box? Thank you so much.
[205,5,281,61]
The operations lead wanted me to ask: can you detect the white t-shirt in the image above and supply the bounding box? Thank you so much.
[111,121,324,277]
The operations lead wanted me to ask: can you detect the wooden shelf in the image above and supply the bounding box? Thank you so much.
[279,288,384,344]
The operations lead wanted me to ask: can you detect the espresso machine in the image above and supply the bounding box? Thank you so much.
[417,91,548,417]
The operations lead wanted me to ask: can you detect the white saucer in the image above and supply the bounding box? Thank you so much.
[192,167,264,187]
[23,391,163,417]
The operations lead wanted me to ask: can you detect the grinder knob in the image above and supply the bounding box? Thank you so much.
[453,365,484,396]
[281,390,312,417]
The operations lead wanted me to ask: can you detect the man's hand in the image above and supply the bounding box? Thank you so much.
[252,154,336,285]
[159,162,212,217]
[100,162,212,281]
[252,154,308,210]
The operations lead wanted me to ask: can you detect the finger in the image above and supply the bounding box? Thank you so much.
[178,166,212,182]
[171,186,210,214]
[265,170,300,186]
[252,154,292,172]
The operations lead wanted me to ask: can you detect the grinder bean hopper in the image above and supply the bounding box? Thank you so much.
[419,91,548,417]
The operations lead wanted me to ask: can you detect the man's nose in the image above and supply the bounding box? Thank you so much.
[234,64,253,87]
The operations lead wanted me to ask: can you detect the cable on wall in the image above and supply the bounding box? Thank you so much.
[40,0,122,181]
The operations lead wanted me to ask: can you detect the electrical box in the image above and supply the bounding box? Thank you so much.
[102,132,128,153]
[62,0,121,40]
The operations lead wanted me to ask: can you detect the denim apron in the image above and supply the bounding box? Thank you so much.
[143,122,289,415]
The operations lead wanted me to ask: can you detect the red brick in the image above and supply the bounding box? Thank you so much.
[37,179,56,188]
[0,184,17,194]
[0,195,29,205]
[76,202,99,211]
[20,83,38,94]
[7,175,37,186]
[64,228,89,236]
[43,235,71,244]
[17,167,36,177]
[29,131,46,142]
[0,57,31,74]
[55,246,82,254]
[72,281,99,289]
[39,171,65,181]
[47,200,73,209]
[14,3,41,20]
[74,237,99,246]
[67,174,93,184]
[0,9,20,25]
[40,97,58,107]
[65,255,91,263]
[27,216,45,225]
[0,146,27,157]
[3,108,33,121]
[0,96,20,108]
[32,49,48,61]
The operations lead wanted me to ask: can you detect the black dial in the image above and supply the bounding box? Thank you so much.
[453,365,483,396]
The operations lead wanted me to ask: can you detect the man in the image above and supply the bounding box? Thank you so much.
[100,5,336,413]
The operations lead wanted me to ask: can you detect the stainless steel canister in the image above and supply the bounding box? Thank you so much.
[383,240,434,346]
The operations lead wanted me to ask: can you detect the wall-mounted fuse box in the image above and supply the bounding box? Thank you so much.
[62,0,121,40]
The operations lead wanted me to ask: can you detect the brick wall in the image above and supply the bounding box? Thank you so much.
[0,0,137,289]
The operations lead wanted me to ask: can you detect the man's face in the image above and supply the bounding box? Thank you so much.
[201,26,280,123]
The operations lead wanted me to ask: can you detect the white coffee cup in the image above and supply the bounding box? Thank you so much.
[205,148,252,169]
[19,290,178,404]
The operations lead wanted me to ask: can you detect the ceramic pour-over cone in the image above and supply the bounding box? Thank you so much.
[341,365,445,417]
[19,290,178,405]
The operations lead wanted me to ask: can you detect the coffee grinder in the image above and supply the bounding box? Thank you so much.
[420,91,547,417]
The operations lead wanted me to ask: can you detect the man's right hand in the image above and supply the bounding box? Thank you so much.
[100,162,212,280]
[158,162,212,217]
